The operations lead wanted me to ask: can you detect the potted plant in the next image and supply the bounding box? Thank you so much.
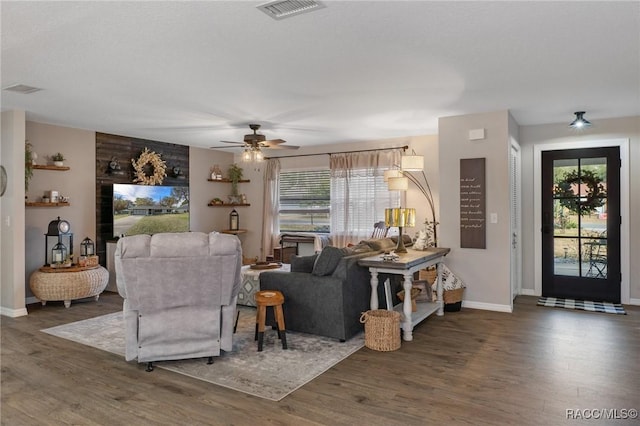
[227,163,243,196]
[52,152,65,167]
[25,142,34,192]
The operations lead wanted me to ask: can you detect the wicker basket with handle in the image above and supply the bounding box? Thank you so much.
[443,287,464,304]
[359,310,401,352]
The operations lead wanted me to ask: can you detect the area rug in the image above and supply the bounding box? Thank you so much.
[537,297,626,315]
[42,307,364,401]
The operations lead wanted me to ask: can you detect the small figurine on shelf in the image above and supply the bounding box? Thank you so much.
[52,152,65,167]
[211,165,223,180]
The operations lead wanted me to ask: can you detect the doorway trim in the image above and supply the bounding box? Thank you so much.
[533,139,630,303]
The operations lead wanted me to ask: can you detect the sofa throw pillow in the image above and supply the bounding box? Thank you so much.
[361,238,396,252]
[312,246,345,276]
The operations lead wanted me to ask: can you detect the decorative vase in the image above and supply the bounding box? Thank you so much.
[54,161,64,167]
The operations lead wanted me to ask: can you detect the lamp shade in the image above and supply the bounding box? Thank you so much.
[401,155,424,171]
[387,176,409,191]
[383,169,402,182]
[385,208,416,228]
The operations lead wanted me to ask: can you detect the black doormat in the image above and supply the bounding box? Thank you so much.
[537,297,626,315]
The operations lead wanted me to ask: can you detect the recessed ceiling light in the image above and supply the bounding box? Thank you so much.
[3,84,42,94]
[257,0,325,20]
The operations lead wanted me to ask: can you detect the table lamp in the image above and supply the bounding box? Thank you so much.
[385,207,416,253]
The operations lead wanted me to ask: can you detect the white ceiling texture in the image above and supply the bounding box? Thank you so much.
[2,1,639,151]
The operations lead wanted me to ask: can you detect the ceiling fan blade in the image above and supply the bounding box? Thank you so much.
[263,144,300,150]
[209,145,243,149]
[220,140,245,145]
[263,138,286,145]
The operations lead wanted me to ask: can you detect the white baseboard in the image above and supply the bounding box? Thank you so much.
[0,306,28,317]
[628,298,640,306]
[461,300,513,313]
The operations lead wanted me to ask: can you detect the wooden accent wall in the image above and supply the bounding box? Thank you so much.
[95,133,189,265]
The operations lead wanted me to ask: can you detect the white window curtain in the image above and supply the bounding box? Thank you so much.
[330,149,402,247]
[261,158,281,259]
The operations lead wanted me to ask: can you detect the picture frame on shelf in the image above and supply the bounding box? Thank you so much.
[412,280,432,302]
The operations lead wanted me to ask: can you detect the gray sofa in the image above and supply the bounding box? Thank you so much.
[259,237,404,341]
[115,232,242,369]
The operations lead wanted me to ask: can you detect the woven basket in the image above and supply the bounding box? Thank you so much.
[443,287,464,304]
[419,267,437,284]
[359,310,401,352]
[30,266,108,307]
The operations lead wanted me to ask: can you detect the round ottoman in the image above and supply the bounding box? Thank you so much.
[30,265,109,308]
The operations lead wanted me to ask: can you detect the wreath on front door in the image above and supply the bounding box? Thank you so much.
[131,147,167,185]
[553,169,606,215]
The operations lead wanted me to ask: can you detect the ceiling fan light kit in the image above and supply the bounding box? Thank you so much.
[211,123,299,163]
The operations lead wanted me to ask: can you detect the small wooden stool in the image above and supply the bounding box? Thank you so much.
[254,290,287,352]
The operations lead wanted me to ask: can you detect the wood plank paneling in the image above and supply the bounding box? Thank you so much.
[95,133,189,265]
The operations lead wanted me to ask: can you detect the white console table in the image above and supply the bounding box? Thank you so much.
[358,248,450,341]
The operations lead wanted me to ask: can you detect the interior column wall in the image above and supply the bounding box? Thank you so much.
[438,110,513,311]
[1,110,27,317]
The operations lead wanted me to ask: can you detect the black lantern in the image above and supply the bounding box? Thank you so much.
[229,209,239,231]
[51,241,67,265]
[45,216,73,266]
[80,237,95,256]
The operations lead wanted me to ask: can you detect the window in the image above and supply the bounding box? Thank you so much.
[331,169,400,243]
[279,170,330,233]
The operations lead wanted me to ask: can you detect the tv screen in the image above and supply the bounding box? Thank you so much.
[113,184,189,238]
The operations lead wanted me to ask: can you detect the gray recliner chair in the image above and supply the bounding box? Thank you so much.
[115,231,242,371]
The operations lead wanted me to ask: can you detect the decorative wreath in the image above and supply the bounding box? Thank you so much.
[131,147,167,185]
[554,169,606,214]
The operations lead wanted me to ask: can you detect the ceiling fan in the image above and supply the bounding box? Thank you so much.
[210,124,300,151]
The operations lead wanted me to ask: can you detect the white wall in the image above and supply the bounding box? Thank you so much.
[1,110,28,317]
[24,122,96,300]
[519,116,640,302]
[438,110,513,312]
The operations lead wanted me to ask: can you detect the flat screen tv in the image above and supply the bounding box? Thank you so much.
[113,183,189,238]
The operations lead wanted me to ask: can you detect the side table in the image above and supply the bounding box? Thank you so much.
[30,265,109,308]
[358,248,450,341]
[239,263,290,307]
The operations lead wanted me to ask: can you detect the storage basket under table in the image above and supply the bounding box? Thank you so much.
[359,309,401,352]
[443,287,464,312]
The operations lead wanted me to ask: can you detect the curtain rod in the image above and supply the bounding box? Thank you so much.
[265,145,408,160]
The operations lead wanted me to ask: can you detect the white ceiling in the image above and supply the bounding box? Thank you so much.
[2,1,639,151]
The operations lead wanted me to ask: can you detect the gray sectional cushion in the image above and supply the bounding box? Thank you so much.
[291,254,318,273]
[312,246,346,276]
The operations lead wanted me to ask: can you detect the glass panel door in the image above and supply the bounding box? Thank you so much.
[542,147,620,303]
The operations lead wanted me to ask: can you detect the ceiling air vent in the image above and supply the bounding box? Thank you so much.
[257,0,325,20]
[3,84,42,94]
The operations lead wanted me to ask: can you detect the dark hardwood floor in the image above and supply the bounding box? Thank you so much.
[2,293,638,425]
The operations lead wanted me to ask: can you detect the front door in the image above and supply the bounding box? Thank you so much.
[541,147,620,303]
